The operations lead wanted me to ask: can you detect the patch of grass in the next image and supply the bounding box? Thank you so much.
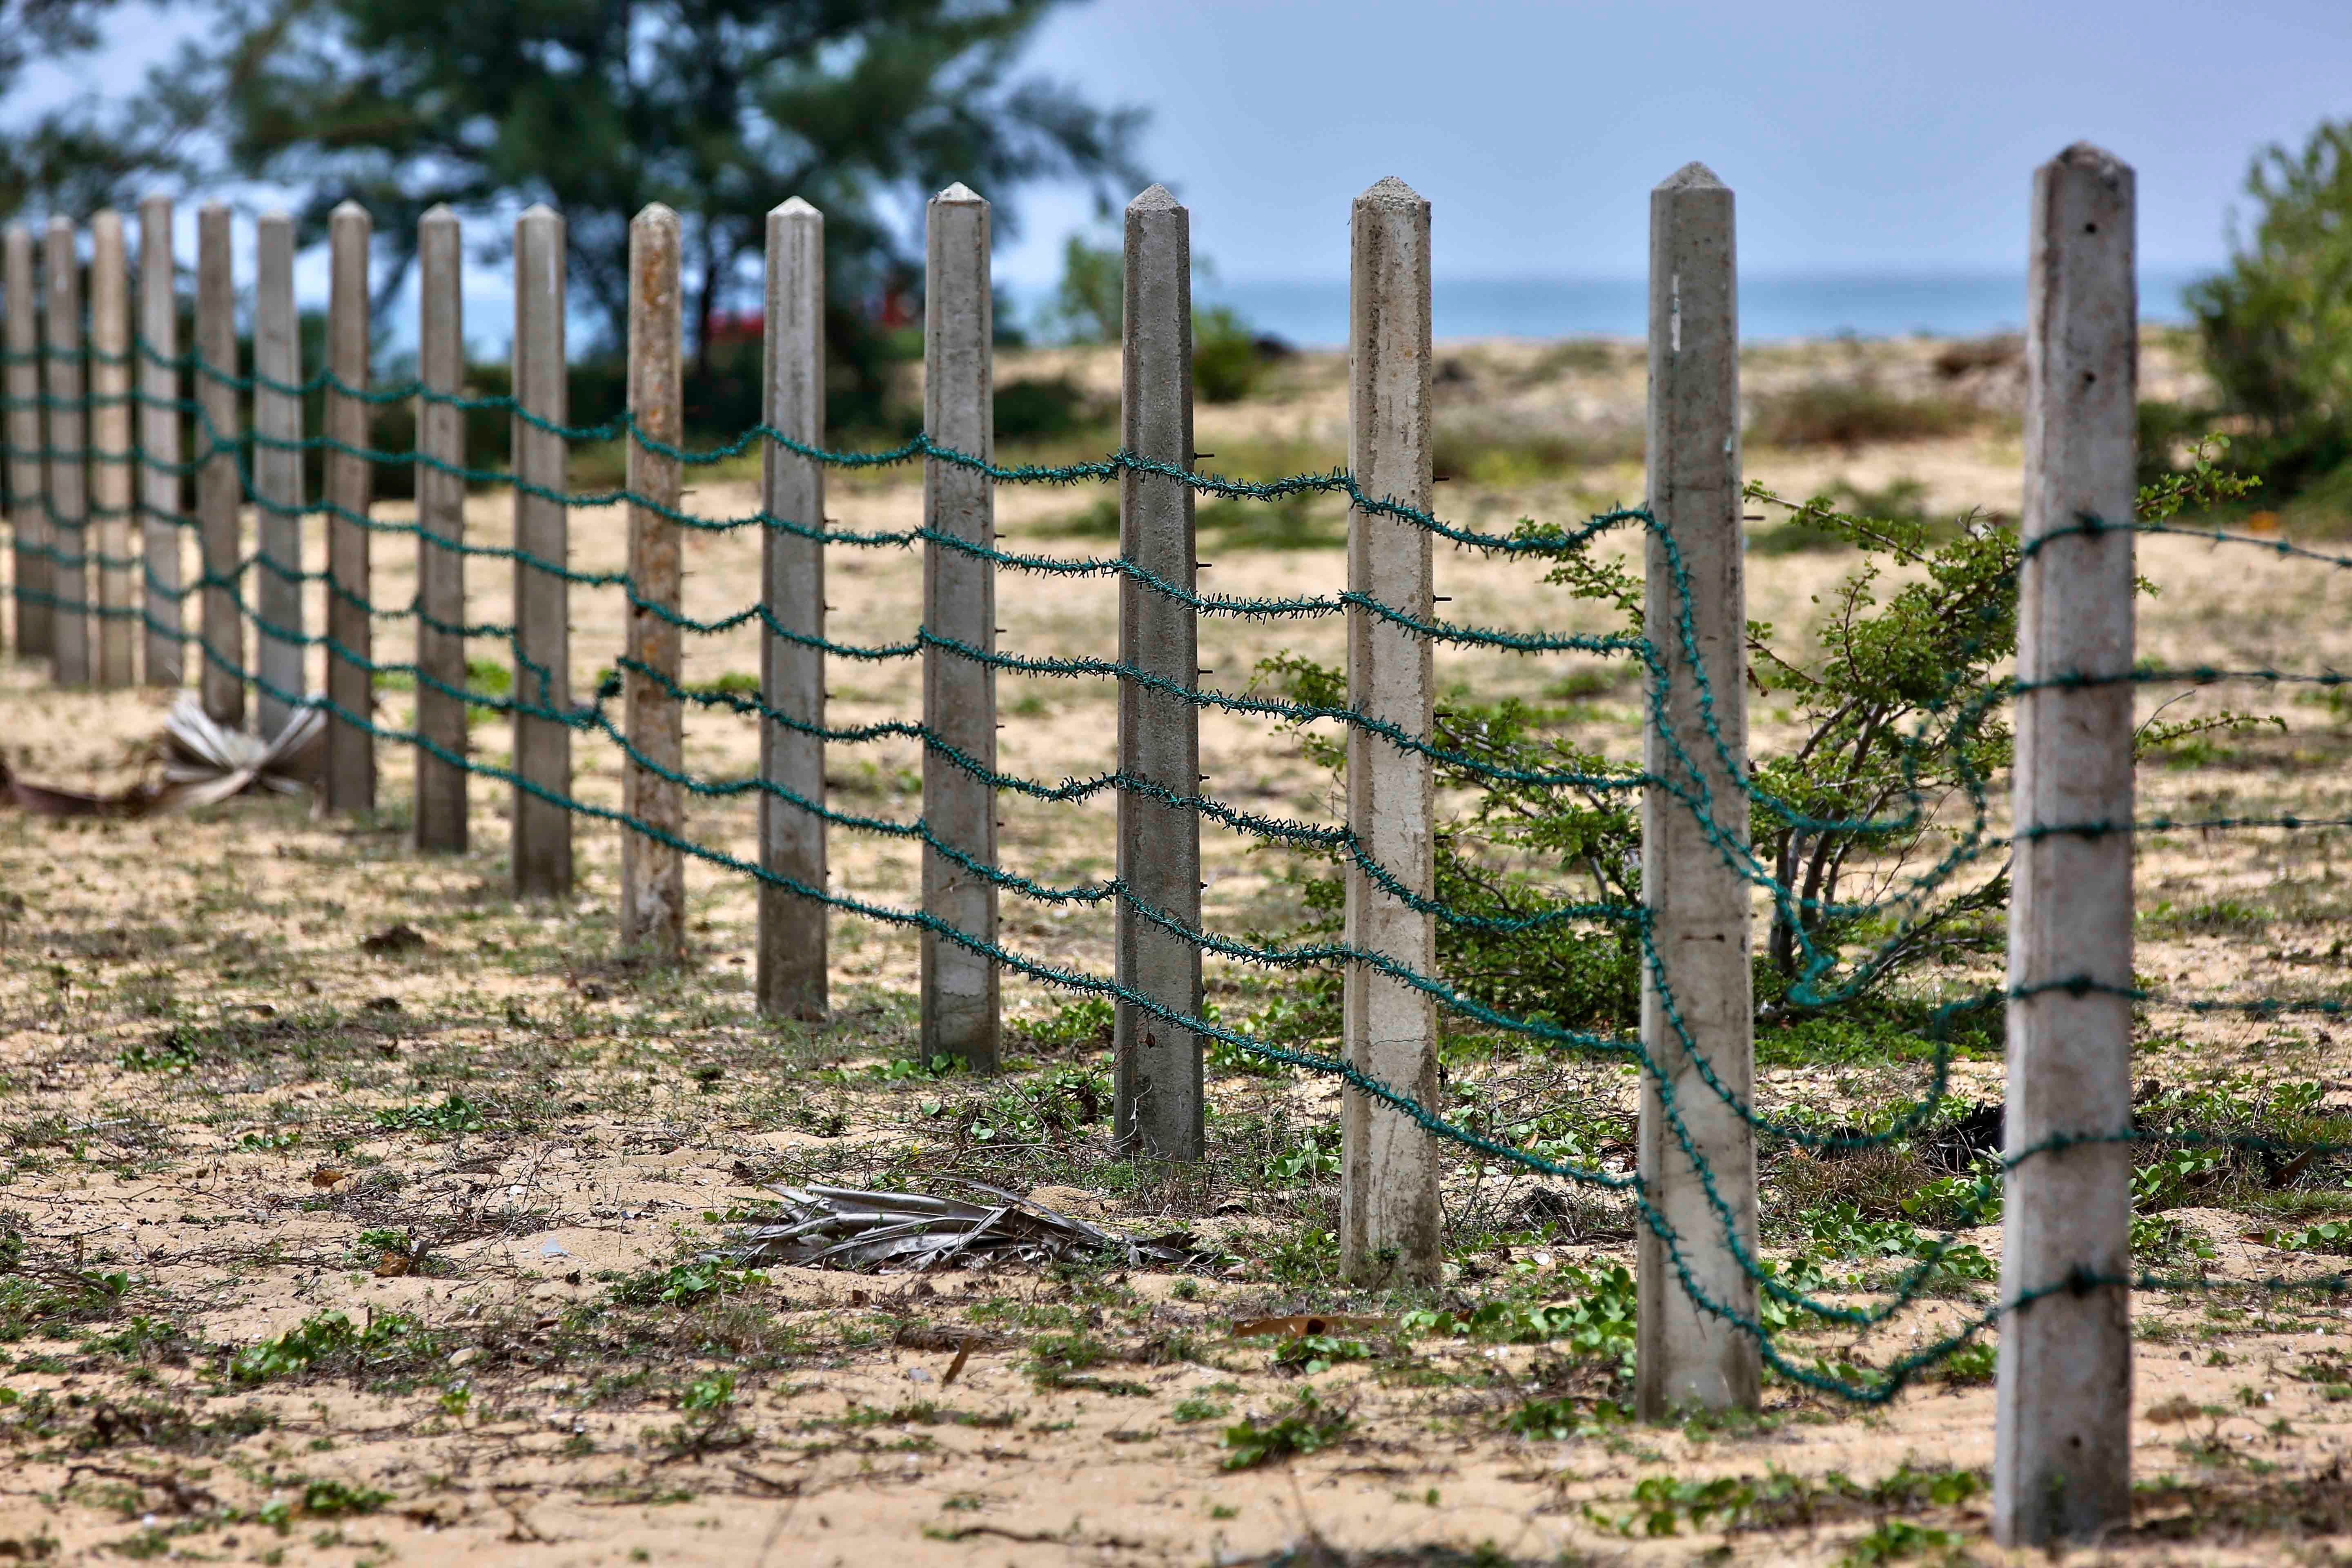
[1586,1474,1758,1537]
[371,1093,488,1135]
[1748,383,1981,449]
[0,1267,134,1341]
[1221,1388,1351,1470]
[115,1036,201,1075]
[1503,1394,1627,1441]
[1431,420,1642,486]
[610,1261,767,1309]
[1196,491,1345,550]
[227,1311,435,1386]
[1405,1262,1638,1366]
[1838,1520,1962,1566]
[1270,1333,1378,1376]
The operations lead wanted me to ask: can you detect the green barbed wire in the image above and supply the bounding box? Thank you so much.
[12,339,2352,1406]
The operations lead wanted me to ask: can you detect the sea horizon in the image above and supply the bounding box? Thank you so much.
[1010,267,2209,349]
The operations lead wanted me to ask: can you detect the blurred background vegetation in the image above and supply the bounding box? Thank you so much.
[2178,118,2352,529]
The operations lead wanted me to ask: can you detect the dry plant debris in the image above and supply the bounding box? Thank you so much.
[710,1180,1206,1272]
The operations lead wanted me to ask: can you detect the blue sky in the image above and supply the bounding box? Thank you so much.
[25,0,2352,298]
[1001,0,2352,286]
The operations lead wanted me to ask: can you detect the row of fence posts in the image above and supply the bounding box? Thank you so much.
[0,144,2136,1545]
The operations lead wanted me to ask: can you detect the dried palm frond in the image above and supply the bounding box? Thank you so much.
[0,695,324,818]
[154,696,324,808]
[707,1180,1205,1274]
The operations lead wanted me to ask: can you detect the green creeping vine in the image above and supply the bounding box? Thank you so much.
[4,335,2352,1403]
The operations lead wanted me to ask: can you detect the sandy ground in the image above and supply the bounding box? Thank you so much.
[3,332,2352,1566]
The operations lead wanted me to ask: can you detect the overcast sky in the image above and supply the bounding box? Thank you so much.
[28,0,2352,291]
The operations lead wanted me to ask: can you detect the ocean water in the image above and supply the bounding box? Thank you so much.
[379,268,2207,360]
[1013,269,2206,349]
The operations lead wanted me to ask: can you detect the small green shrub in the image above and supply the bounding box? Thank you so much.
[1194,306,1266,404]
[1221,1388,1350,1470]
[228,1311,433,1385]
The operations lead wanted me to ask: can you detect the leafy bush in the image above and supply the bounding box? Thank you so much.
[1253,455,2273,1048]
[994,376,1107,443]
[2189,118,2352,503]
[1047,234,1122,344]
[1194,305,1267,403]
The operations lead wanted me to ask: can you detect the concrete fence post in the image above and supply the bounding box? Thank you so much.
[920,182,999,1070]
[44,218,89,688]
[253,212,305,737]
[1993,142,2139,1549]
[89,211,134,688]
[2,225,44,659]
[1113,183,1203,1160]
[758,196,829,1019]
[414,205,468,853]
[194,204,243,725]
[621,203,686,963]
[137,194,182,687]
[1635,161,1760,1420]
[1340,176,1439,1283]
[324,202,375,811]
[510,204,572,898]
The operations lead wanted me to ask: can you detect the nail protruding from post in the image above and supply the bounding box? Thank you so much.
[195,203,243,726]
[253,212,305,737]
[1635,159,1761,1421]
[138,194,182,687]
[324,200,374,811]
[89,211,134,688]
[920,180,999,1069]
[1340,175,1440,1283]
[2,224,45,660]
[414,205,468,853]
[45,218,89,688]
[621,203,686,964]
[758,195,829,1020]
[1993,141,2138,1550]
[1112,181,1204,1162]
[510,204,572,897]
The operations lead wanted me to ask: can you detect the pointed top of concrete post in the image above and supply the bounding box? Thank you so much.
[2049,141,2132,180]
[933,182,984,205]
[517,203,560,225]
[198,199,231,220]
[47,214,73,236]
[633,202,679,228]
[1357,175,1426,210]
[771,195,822,219]
[331,198,369,221]
[91,209,123,234]
[1657,161,1726,192]
[139,191,172,214]
[1127,183,1180,214]
[2060,140,2136,173]
[420,203,458,225]
[257,209,292,227]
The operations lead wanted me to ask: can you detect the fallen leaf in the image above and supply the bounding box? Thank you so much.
[374,1251,412,1277]
[2145,1394,2205,1424]
[309,1167,349,1189]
